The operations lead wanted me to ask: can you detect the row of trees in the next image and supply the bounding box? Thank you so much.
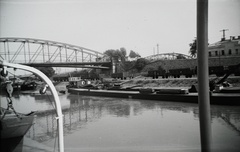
[104,48,141,62]
[36,67,55,78]
[104,39,198,63]
[103,48,148,72]
[103,40,198,72]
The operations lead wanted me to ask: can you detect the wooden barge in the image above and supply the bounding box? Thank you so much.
[67,88,240,106]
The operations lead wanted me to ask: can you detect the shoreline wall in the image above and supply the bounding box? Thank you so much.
[142,56,240,71]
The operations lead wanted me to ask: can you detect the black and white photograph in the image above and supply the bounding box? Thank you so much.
[0,0,240,151]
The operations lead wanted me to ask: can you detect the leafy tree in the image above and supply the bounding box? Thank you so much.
[104,49,120,61]
[36,67,55,77]
[135,58,148,71]
[79,69,88,75]
[123,61,136,71]
[104,48,143,72]
[104,48,128,62]
[129,50,141,58]
[104,49,117,59]
[119,47,127,62]
[176,54,187,59]
[189,38,197,58]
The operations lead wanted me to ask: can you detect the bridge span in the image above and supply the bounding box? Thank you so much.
[0,37,111,69]
[145,52,193,62]
[0,37,195,70]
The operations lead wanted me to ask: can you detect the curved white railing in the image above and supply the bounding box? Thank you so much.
[0,60,64,152]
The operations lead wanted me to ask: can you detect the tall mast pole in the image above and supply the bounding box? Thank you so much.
[197,0,212,152]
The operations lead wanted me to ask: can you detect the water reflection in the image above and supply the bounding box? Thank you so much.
[2,93,239,151]
[211,106,240,135]
[26,95,203,143]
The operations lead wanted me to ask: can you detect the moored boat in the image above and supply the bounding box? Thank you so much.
[67,87,240,106]
[0,108,35,139]
[0,108,35,152]
[218,87,240,93]
[20,81,38,91]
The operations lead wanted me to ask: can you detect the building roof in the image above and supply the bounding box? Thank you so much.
[208,36,240,48]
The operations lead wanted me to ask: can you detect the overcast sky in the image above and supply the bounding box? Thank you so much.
[0,0,240,58]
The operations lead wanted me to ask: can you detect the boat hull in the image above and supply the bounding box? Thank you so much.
[1,113,35,139]
[0,111,35,152]
[21,82,37,91]
[68,88,240,106]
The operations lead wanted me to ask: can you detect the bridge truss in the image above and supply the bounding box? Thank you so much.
[0,37,111,69]
[145,52,193,62]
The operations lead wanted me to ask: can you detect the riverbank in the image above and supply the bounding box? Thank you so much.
[54,76,240,91]
[120,76,240,89]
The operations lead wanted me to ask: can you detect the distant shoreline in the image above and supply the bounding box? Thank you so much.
[55,76,240,91]
[120,76,240,89]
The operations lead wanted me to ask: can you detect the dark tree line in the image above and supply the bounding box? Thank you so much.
[35,67,55,78]
[189,38,197,58]
[103,48,146,72]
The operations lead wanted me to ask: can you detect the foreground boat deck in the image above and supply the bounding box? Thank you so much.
[68,88,240,106]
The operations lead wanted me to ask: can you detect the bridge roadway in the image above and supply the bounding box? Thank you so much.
[21,61,112,69]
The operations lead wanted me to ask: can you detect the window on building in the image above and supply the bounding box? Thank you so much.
[222,50,225,55]
[209,52,211,57]
[215,51,218,56]
[236,49,239,55]
[229,49,232,55]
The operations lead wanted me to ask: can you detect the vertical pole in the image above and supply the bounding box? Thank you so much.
[223,30,225,39]
[28,42,31,63]
[7,42,10,62]
[75,50,77,62]
[220,29,228,39]
[59,47,62,62]
[96,53,98,62]
[24,42,26,63]
[197,0,211,152]
[112,58,116,74]
[65,46,68,62]
[218,50,220,66]
[48,45,50,62]
[42,44,45,62]
[4,42,7,60]
[82,50,84,62]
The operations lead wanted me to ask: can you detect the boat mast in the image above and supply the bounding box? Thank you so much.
[0,60,64,152]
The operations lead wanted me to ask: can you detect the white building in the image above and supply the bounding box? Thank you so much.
[208,36,240,58]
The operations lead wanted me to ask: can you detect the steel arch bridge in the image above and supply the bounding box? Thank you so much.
[145,52,193,62]
[0,37,111,69]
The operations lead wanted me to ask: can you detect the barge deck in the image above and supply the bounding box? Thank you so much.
[68,88,240,106]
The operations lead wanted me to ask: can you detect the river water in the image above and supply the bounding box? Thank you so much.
[1,92,240,152]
